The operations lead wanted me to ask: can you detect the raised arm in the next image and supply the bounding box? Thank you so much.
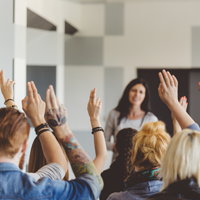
[0,70,16,108]
[172,96,188,135]
[87,88,107,173]
[158,70,195,129]
[45,85,103,189]
[22,82,67,173]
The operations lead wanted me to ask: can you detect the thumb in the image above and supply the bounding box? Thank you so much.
[22,96,28,111]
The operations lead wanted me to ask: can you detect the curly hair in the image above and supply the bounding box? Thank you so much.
[131,121,171,171]
[116,128,137,179]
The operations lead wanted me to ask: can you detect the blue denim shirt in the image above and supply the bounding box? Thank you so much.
[107,180,163,200]
[0,162,101,200]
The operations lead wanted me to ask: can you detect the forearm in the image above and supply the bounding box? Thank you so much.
[90,118,107,173]
[168,101,195,129]
[39,130,68,173]
[61,130,103,189]
[172,118,182,135]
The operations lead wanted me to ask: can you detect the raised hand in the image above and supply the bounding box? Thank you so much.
[87,88,107,173]
[0,70,15,105]
[158,69,178,107]
[87,88,102,126]
[158,69,194,129]
[22,82,46,128]
[45,85,69,140]
[179,96,188,111]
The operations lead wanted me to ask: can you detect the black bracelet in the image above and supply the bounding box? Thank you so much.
[37,128,50,137]
[35,123,49,134]
[92,127,104,134]
[4,99,14,105]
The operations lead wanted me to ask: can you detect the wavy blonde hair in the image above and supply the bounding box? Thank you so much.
[160,129,200,190]
[131,121,171,171]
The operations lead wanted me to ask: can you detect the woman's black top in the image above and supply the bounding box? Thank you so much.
[100,157,125,200]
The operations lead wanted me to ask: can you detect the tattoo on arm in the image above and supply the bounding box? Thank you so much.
[46,106,67,127]
[61,133,103,188]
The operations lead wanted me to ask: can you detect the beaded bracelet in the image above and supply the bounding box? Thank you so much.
[92,127,104,134]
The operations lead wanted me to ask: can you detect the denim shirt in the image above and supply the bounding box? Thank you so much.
[0,162,101,200]
[107,180,163,200]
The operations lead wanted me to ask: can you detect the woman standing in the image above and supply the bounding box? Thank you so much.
[105,78,158,161]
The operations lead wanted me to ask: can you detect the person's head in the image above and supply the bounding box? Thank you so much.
[28,136,69,181]
[115,78,151,124]
[131,121,170,171]
[160,129,200,190]
[115,128,138,179]
[0,108,30,161]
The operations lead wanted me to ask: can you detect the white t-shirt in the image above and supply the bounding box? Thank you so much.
[104,110,158,161]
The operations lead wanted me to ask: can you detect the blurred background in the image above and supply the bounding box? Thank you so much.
[1,0,200,179]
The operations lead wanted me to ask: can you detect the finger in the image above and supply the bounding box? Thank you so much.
[172,75,178,88]
[37,94,43,102]
[22,96,28,111]
[158,71,167,91]
[57,98,61,110]
[6,79,11,85]
[10,80,15,86]
[179,97,183,104]
[167,71,174,87]
[49,85,58,109]
[0,70,5,86]
[162,70,170,87]
[90,88,96,104]
[27,82,33,100]
[198,82,200,91]
[45,88,51,110]
[99,101,102,108]
[31,81,38,99]
[96,97,100,105]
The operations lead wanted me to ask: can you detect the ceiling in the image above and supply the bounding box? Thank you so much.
[64,0,124,3]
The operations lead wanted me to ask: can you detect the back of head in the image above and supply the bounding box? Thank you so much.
[131,121,171,171]
[28,136,69,181]
[115,128,137,178]
[161,129,200,190]
[0,108,30,158]
[115,78,151,124]
[116,128,138,155]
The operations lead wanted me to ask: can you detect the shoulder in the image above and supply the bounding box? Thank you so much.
[145,112,158,122]
[51,174,101,200]
[107,191,131,200]
[109,110,120,118]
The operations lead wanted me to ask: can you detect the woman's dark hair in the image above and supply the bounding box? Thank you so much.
[116,128,137,179]
[115,78,151,125]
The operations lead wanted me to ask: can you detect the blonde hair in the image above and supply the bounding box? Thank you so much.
[131,121,171,171]
[28,136,69,181]
[160,129,200,190]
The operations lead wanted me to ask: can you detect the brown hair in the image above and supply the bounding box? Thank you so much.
[28,136,69,181]
[116,128,137,179]
[131,121,171,170]
[0,108,30,158]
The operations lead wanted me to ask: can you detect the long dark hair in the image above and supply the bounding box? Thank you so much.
[115,128,137,179]
[115,78,151,125]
